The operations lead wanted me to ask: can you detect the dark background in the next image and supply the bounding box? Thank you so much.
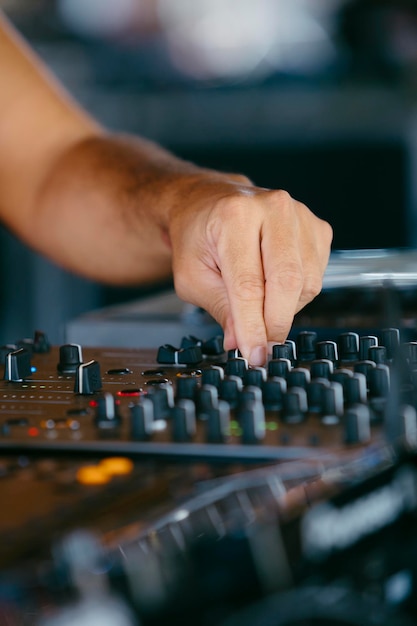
[1,0,417,343]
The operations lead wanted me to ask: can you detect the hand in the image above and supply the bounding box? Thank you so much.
[169,180,333,366]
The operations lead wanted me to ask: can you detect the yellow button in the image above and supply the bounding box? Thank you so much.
[76,465,110,485]
[99,457,134,476]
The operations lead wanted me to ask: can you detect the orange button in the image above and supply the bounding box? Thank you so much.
[76,465,110,485]
[99,457,134,476]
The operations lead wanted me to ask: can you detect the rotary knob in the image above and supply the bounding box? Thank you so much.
[130,398,154,441]
[74,360,102,395]
[171,399,196,442]
[94,393,121,429]
[4,348,32,382]
[58,344,83,374]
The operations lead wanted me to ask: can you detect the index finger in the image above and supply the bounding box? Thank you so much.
[215,202,268,366]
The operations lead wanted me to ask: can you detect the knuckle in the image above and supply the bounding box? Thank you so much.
[213,194,251,221]
[270,189,292,205]
[208,197,247,241]
[232,273,265,301]
[173,271,190,301]
[322,220,334,246]
[302,274,323,302]
[269,263,304,294]
[229,173,253,186]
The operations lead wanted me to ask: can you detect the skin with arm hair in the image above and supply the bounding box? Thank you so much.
[0,12,332,366]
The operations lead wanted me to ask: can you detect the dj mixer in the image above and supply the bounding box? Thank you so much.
[1,323,417,625]
[0,327,414,463]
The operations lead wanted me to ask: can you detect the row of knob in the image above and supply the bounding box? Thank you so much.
[134,385,415,448]
[198,358,391,405]
[272,329,403,365]
[155,329,409,367]
[92,382,377,446]
[91,361,384,446]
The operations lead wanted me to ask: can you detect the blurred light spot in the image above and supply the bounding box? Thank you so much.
[58,0,139,38]
[157,0,342,81]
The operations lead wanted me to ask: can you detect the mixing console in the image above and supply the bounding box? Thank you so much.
[0,328,415,465]
[2,329,417,459]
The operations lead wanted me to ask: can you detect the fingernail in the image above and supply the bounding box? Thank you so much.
[249,346,266,366]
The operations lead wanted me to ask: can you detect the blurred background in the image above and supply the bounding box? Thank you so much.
[1,0,417,343]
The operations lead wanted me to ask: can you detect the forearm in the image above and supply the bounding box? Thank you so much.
[28,131,247,285]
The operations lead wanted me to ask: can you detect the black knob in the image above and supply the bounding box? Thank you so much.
[58,344,83,374]
[287,367,311,389]
[359,335,378,361]
[344,404,371,444]
[285,340,297,364]
[262,377,287,411]
[202,335,224,356]
[146,384,174,420]
[239,385,263,407]
[268,358,291,379]
[225,357,248,378]
[74,360,102,395]
[176,375,198,401]
[307,378,330,413]
[310,359,334,380]
[238,400,265,444]
[219,376,243,408]
[196,384,219,415]
[320,382,344,425]
[354,360,376,382]
[201,366,224,388]
[205,400,230,443]
[94,392,121,429]
[296,331,317,362]
[243,367,267,387]
[380,327,400,360]
[368,345,386,365]
[171,399,196,442]
[272,343,292,360]
[4,348,32,382]
[130,398,154,440]
[330,368,353,393]
[368,364,390,398]
[157,344,202,365]
[344,373,367,406]
[281,387,308,424]
[316,341,338,364]
[177,345,203,365]
[33,330,51,353]
[337,332,359,363]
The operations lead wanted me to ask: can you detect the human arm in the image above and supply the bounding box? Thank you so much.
[0,12,332,365]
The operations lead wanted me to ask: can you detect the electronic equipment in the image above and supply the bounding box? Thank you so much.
[0,326,415,463]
